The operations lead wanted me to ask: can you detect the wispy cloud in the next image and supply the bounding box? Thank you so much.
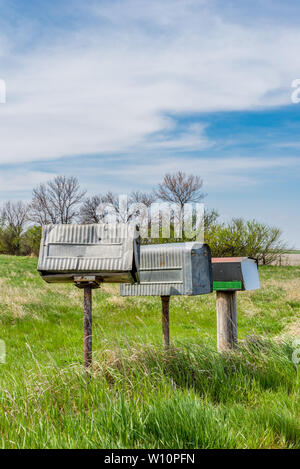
[0,170,56,199]
[141,122,214,151]
[42,154,298,193]
[0,0,299,164]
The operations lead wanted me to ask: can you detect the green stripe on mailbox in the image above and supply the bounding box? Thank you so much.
[213,281,242,291]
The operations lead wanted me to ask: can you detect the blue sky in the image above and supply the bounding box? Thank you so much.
[0,0,299,246]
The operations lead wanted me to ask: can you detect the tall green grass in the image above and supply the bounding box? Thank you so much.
[0,256,299,448]
[0,338,299,449]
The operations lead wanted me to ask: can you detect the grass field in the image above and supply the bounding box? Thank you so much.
[0,255,299,449]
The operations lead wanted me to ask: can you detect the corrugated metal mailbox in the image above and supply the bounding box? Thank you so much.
[120,242,212,348]
[212,257,260,291]
[120,242,212,297]
[38,223,140,285]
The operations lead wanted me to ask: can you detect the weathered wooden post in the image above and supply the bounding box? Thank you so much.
[212,257,260,353]
[161,295,170,348]
[83,285,93,369]
[75,276,100,371]
[216,290,237,351]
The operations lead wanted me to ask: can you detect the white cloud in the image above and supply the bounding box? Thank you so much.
[0,170,56,198]
[0,0,299,164]
[142,123,213,151]
[69,155,300,193]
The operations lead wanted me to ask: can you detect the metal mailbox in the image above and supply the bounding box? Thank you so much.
[212,257,260,291]
[38,223,140,285]
[120,242,212,296]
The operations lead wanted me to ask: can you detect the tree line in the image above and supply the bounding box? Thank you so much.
[0,173,287,264]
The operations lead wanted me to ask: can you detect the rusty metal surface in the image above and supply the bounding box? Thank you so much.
[38,223,140,283]
[120,242,212,296]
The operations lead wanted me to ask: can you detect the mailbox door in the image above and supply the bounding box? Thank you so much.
[212,261,243,291]
[190,244,213,295]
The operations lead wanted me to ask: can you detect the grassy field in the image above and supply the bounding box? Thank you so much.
[0,255,299,449]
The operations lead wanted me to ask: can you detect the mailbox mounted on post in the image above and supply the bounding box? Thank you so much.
[212,257,260,291]
[38,223,140,286]
[120,242,212,348]
[38,222,140,371]
[120,242,212,297]
[212,257,260,353]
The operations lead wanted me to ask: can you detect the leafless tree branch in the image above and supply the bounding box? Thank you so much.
[155,171,206,207]
[30,176,86,225]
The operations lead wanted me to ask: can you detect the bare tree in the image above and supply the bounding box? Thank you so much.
[102,191,124,221]
[129,191,156,239]
[79,195,106,224]
[79,190,157,229]
[0,201,29,254]
[30,176,86,225]
[80,191,128,223]
[103,190,157,223]
[152,171,206,242]
[258,226,288,265]
[129,190,156,207]
[155,171,205,208]
[1,201,29,229]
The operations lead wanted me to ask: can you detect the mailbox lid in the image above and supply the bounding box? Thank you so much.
[212,257,259,291]
[38,223,139,280]
[121,242,212,296]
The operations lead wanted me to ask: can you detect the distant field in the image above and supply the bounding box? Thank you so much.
[272,253,300,266]
[0,255,299,449]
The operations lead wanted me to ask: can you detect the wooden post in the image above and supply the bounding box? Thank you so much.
[161,295,170,348]
[216,291,237,352]
[83,286,92,370]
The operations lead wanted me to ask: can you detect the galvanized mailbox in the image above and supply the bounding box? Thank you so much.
[212,257,260,291]
[38,223,140,285]
[120,242,212,296]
